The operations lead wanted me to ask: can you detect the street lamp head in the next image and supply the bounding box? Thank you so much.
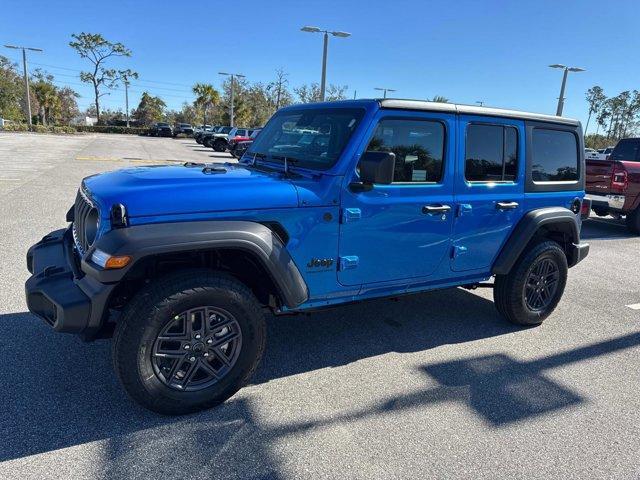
[301,26,322,33]
[218,72,230,76]
[4,44,42,52]
[549,64,567,69]
[331,31,351,38]
[568,67,585,72]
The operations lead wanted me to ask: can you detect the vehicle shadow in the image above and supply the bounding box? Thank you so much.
[2,289,639,476]
[581,217,636,240]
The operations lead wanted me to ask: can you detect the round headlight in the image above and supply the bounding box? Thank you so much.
[84,207,99,247]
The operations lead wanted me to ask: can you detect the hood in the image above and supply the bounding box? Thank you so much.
[83,163,298,219]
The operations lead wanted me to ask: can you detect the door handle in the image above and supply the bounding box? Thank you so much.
[422,204,452,215]
[496,201,519,210]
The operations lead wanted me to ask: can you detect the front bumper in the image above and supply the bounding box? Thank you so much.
[25,228,113,338]
[585,193,626,211]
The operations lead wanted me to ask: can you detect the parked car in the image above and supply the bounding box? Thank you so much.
[194,125,215,144]
[206,127,251,152]
[149,122,172,137]
[232,140,253,159]
[173,123,194,137]
[202,126,232,150]
[228,128,261,157]
[25,99,589,415]
[585,148,599,160]
[586,137,640,232]
[596,146,615,160]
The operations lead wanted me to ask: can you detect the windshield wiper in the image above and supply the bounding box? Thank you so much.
[240,152,282,174]
[267,155,302,178]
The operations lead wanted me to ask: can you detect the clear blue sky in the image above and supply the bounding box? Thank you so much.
[2,0,638,132]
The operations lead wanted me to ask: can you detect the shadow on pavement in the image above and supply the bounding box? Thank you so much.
[581,217,636,240]
[2,288,639,477]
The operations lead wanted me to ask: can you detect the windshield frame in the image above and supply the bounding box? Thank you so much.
[245,106,366,172]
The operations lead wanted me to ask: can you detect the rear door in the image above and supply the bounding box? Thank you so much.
[451,116,525,272]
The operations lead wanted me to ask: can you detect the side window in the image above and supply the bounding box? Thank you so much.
[365,118,445,183]
[531,129,579,182]
[465,124,518,182]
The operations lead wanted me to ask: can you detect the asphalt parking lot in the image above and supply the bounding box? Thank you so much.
[1,132,639,479]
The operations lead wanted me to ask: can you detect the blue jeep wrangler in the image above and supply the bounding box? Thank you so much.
[25,99,590,414]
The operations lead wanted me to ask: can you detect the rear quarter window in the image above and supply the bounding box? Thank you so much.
[531,129,579,182]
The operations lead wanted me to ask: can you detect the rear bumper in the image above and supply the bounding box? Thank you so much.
[25,228,113,338]
[585,193,626,211]
[568,241,590,268]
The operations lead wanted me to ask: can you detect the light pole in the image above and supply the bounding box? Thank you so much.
[219,72,245,127]
[4,44,43,127]
[300,26,351,101]
[374,87,396,99]
[123,75,130,128]
[549,64,585,116]
[475,101,485,107]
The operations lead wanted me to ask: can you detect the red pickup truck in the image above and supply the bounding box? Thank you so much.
[586,138,640,233]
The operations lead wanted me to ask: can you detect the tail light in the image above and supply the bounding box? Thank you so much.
[611,162,628,192]
[580,198,591,219]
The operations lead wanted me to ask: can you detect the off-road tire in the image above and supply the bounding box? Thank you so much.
[494,240,568,326]
[112,269,266,415]
[625,207,640,234]
[213,139,227,152]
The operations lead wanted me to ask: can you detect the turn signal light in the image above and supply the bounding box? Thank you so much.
[104,255,132,269]
[91,249,132,269]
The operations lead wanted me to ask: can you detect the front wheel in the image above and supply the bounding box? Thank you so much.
[213,139,227,152]
[494,240,568,326]
[112,269,266,415]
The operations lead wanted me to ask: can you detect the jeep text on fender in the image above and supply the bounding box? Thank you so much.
[25,99,589,414]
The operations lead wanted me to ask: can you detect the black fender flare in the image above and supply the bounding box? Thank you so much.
[492,207,584,275]
[81,220,309,308]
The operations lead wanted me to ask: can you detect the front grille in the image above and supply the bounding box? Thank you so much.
[72,186,97,256]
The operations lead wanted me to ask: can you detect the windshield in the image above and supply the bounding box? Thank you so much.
[246,107,365,170]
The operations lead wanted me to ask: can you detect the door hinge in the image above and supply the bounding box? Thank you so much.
[341,208,361,223]
[451,245,468,258]
[339,256,359,270]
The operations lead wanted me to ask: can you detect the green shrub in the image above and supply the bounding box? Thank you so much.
[2,122,29,132]
[33,124,49,134]
[75,125,146,135]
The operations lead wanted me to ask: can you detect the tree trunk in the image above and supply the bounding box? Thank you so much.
[584,109,592,135]
[94,82,100,124]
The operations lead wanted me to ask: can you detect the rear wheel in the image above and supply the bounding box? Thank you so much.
[625,207,640,234]
[494,240,568,326]
[112,269,266,415]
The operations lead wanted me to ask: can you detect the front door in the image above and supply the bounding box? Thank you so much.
[451,116,525,272]
[338,111,456,286]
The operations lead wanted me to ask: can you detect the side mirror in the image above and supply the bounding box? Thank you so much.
[358,151,396,186]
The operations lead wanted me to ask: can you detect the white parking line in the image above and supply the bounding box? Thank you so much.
[626,303,640,310]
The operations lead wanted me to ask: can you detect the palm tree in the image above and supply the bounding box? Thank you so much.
[192,83,220,126]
